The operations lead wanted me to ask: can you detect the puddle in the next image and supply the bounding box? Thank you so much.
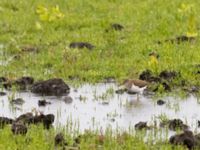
[0,83,200,134]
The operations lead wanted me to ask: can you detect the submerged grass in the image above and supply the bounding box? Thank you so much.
[0,0,199,86]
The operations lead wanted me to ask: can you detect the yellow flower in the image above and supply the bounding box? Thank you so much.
[186,32,198,37]
[148,55,158,72]
[178,3,193,13]
[36,5,49,21]
[149,56,158,66]
[49,5,64,21]
[36,5,48,14]
[36,5,64,22]
[35,21,42,30]
[186,14,198,37]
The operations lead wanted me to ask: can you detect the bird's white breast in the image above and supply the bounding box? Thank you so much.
[130,84,147,94]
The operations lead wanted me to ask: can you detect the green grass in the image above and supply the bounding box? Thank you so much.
[0,124,189,150]
[0,0,199,86]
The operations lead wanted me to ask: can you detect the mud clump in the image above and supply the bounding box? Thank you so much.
[135,121,150,130]
[0,117,13,128]
[111,23,124,31]
[168,119,188,131]
[161,119,188,131]
[16,113,33,123]
[198,121,200,128]
[0,77,7,83]
[0,76,34,90]
[42,114,55,129]
[158,35,196,44]
[16,113,55,129]
[74,135,82,145]
[55,133,67,146]
[103,77,116,83]
[167,35,196,44]
[0,91,6,96]
[159,70,179,80]
[139,69,179,83]
[63,96,73,104]
[2,81,12,90]
[189,86,199,93]
[14,76,34,90]
[157,99,165,105]
[21,45,39,53]
[169,130,197,150]
[68,75,80,81]
[162,82,171,91]
[11,121,27,135]
[38,100,51,106]
[10,98,25,105]
[139,70,161,83]
[31,78,70,96]
[152,82,171,92]
[105,23,124,32]
[69,42,94,50]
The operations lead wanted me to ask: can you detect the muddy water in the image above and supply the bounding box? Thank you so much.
[0,83,200,133]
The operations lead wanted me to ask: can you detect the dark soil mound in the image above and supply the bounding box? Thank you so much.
[0,92,6,96]
[135,121,149,130]
[21,45,39,53]
[11,121,27,135]
[14,76,34,90]
[0,117,13,128]
[168,119,188,131]
[10,98,25,105]
[165,35,196,44]
[38,100,51,106]
[111,23,124,31]
[63,96,73,104]
[169,130,197,150]
[159,70,179,80]
[69,42,94,50]
[16,113,55,129]
[31,78,70,96]
[157,99,166,105]
[161,119,188,131]
[55,133,67,146]
[139,70,161,83]
[158,35,196,44]
[0,77,7,83]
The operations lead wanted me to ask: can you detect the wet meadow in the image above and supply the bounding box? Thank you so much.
[0,0,200,149]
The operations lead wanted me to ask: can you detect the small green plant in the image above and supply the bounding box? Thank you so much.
[94,87,114,101]
[36,5,64,22]
[156,113,169,124]
[178,3,198,37]
[148,55,158,73]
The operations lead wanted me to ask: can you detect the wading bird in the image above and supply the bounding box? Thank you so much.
[119,79,148,101]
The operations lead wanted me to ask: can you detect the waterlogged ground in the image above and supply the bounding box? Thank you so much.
[1,0,200,149]
[0,83,200,134]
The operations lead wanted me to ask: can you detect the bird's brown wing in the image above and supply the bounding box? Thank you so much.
[132,79,148,88]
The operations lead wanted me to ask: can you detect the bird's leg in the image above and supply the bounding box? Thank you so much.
[137,94,139,101]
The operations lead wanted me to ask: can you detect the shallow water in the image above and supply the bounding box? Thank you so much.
[0,83,200,134]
